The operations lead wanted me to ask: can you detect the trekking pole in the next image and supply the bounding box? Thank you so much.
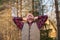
[17,0,18,17]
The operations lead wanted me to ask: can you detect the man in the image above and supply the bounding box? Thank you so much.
[12,12,48,40]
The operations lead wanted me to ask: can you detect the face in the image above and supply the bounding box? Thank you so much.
[27,13,34,23]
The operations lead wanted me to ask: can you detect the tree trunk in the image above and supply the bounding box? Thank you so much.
[55,0,60,40]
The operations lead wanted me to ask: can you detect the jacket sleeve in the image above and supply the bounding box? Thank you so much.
[13,17,24,30]
[37,15,48,29]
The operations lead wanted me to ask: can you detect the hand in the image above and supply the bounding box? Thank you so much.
[23,17,27,21]
[44,13,47,15]
[34,16,38,20]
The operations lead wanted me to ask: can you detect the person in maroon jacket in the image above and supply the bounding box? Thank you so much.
[12,12,48,40]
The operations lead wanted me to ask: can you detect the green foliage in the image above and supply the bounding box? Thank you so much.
[33,11,39,16]
[0,0,2,2]
[40,23,53,40]
[40,29,53,40]
[0,0,2,5]
[0,0,10,5]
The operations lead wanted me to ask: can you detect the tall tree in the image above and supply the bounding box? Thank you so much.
[55,0,60,40]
